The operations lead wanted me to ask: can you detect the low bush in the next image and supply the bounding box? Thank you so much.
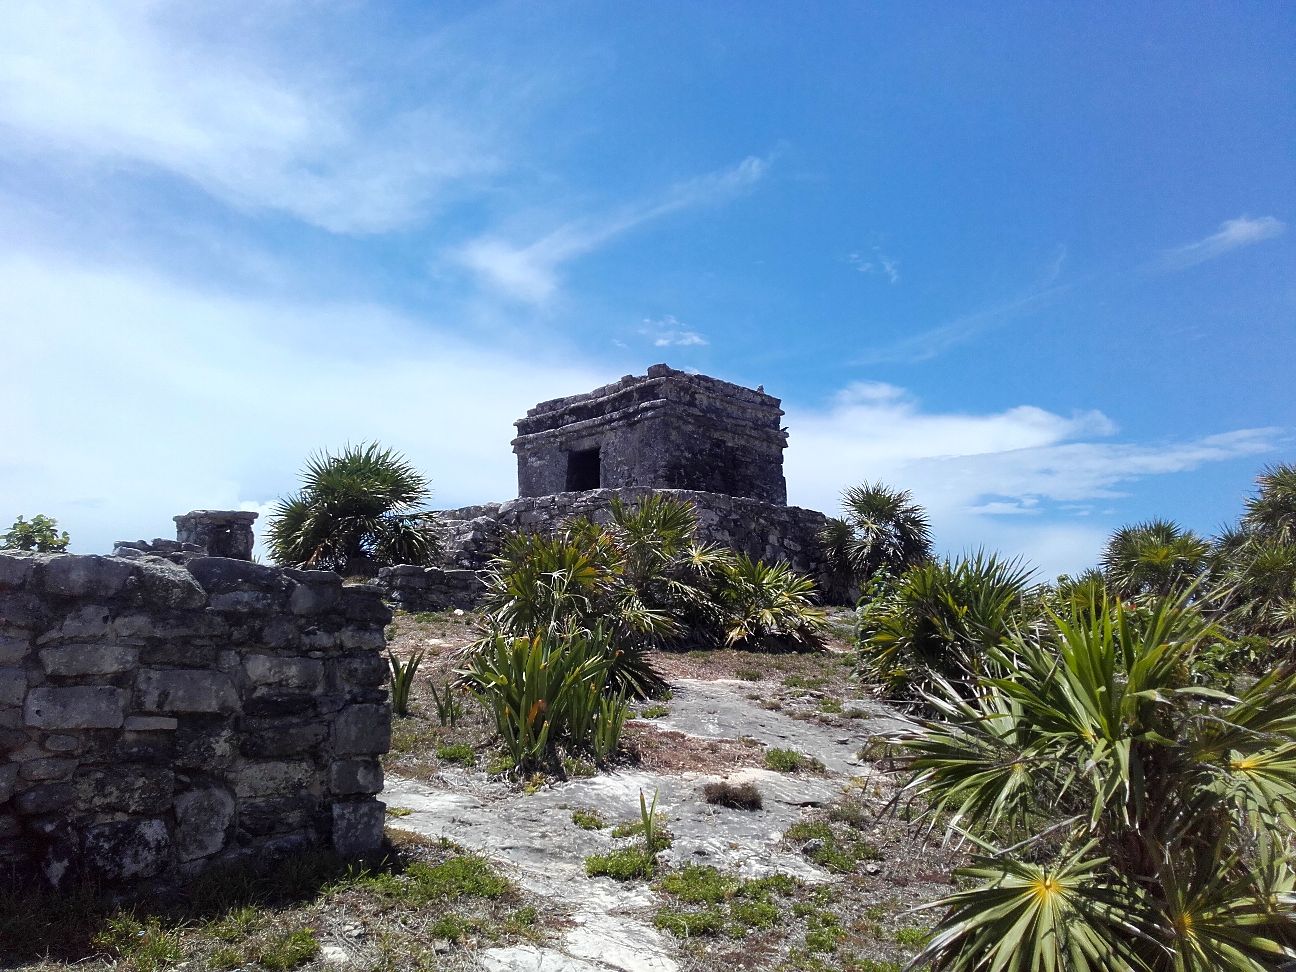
[701,780,763,810]
[764,748,825,773]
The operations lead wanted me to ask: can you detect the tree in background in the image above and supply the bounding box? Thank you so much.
[1100,518,1210,600]
[265,442,439,575]
[819,481,933,598]
[2,514,70,553]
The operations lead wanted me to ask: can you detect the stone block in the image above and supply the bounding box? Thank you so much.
[289,582,341,616]
[14,781,74,814]
[332,799,384,856]
[174,721,236,770]
[238,720,327,758]
[0,667,26,706]
[20,757,78,782]
[124,715,179,731]
[209,590,278,613]
[44,555,137,600]
[0,814,20,839]
[37,604,110,641]
[0,592,46,629]
[332,654,387,687]
[243,654,324,691]
[329,758,383,795]
[77,766,174,814]
[234,760,316,799]
[43,734,81,753]
[0,763,16,802]
[40,643,138,676]
[24,686,125,729]
[174,784,235,861]
[186,557,287,596]
[83,818,170,880]
[137,558,208,609]
[0,553,36,591]
[136,669,236,713]
[333,703,390,755]
[238,795,315,836]
[341,589,391,625]
[0,634,29,665]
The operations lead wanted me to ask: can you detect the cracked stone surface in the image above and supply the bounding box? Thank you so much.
[384,675,909,971]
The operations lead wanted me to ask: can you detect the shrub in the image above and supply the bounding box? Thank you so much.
[764,748,824,773]
[1101,519,1210,600]
[856,550,1035,701]
[2,514,69,553]
[387,649,424,717]
[818,482,933,598]
[717,554,827,650]
[266,442,439,574]
[898,592,1296,971]
[702,780,763,811]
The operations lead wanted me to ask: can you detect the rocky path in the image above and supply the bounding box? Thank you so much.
[383,677,910,972]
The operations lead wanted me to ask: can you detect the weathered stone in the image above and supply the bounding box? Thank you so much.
[43,734,81,753]
[0,592,46,629]
[289,581,341,616]
[332,800,384,857]
[0,814,21,839]
[185,557,285,595]
[83,818,170,880]
[334,704,390,755]
[238,721,328,759]
[40,643,138,676]
[37,604,110,641]
[21,757,78,781]
[0,763,17,802]
[332,654,388,687]
[136,669,236,713]
[233,760,316,799]
[0,553,38,591]
[0,634,30,665]
[77,766,174,814]
[174,720,237,770]
[136,557,208,610]
[24,686,126,729]
[174,511,258,560]
[341,588,391,625]
[14,781,74,814]
[124,715,179,731]
[238,795,316,837]
[208,590,277,612]
[44,555,137,600]
[174,784,234,861]
[0,667,26,706]
[329,758,383,795]
[243,654,324,691]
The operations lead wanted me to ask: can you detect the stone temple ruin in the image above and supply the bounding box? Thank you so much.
[381,364,836,611]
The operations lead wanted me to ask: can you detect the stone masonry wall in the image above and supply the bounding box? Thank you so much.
[0,550,391,886]
[432,487,841,601]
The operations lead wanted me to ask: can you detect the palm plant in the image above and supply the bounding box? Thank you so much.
[266,442,439,574]
[1101,519,1210,601]
[897,593,1296,971]
[820,482,933,595]
[856,551,1035,701]
[1244,463,1296,545]
[718,553,826,650]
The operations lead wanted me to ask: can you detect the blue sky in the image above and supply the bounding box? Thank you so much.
[1,1,1292,577]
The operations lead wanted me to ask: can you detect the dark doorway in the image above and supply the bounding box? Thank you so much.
[566,447,601,491]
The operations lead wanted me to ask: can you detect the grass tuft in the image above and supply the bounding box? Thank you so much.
[764,748,826,773]
[702,779,763,811]
[584,847,656,880]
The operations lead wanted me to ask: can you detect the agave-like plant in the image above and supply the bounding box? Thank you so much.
[266,442,439,574]
[856,551,1035,701]
[897,592,1296,971]
[718,553,826,650]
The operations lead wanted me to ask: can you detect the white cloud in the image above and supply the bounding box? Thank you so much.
[451,156,768,302]
[0,1,500,233]
[848,247,900,283]
[0,253,606,557]
[784,385,1281,578]
[640,315,708,348]
[1158,216,1286,270]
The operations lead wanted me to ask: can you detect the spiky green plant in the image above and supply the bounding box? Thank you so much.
[387,648,424,717]
[1244,464,1296,546]
[898,593,1296,971]
[819,482,933,594]
[718,553,826,650]
[427,679,461,727]
[1101,519,1210,601]
[856,551,1035,701]
[266,442,439,574]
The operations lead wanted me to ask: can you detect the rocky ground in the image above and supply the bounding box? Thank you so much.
[376,610,960,972]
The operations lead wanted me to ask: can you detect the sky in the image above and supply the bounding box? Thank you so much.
[1,1,1292,579]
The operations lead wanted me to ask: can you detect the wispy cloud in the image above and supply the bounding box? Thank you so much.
[640,315,708,347]
[849,247,900,283]
[1157,216,1286,270]
[452,156,769,302]
[0,2,506,233]
[785,383,1282,577]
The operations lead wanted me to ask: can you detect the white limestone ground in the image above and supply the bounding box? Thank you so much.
[383,677,911,972]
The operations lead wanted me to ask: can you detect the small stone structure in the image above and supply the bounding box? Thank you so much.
[0,547,391,886]
[376,565,484,613]
[173,510,258,561]
[514,364,788,505]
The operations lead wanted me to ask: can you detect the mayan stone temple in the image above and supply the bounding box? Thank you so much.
[379,365,839,612]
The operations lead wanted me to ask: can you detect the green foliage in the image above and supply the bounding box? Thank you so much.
[584,846,657,880]
[764,748,826,773]
[457,629,631,772]
[387,649,423,717]
[784,820,881,873]
[255,929,319,971]
[717,553,827,650]
[898,592,1296,971]
[435,743,475,765]
[361,855,510,903]
[427,678,462,727]
[570,809,607,830]
[1101,518,1210,600]
[819,481,933,595]
[855,550,1035,701]
[2,513,70,552]
[266,442,439,574]
[92,914,184,970]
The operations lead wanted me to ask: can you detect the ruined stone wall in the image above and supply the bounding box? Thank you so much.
[513,364,789,504]
[433,487,840,599]
[0,551,391,886]
[376,565,484,613]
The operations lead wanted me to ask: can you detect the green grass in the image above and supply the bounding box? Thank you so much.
[435,743,476,765]
[361,855,511,903]
[654,907,727,937]
[636,704,671,719]
[385,805,413,818]
[735,668,764,681]
[894,925,931,947]
[729,898,779,930]
[784,821,881,874]
[817,697,844,714]
[486,754,517,775]
[659,865,741,904]
[256,929,319,971]
[764,748,826,773]
[571,809,607,830]
[92,915,184,971]
[584,847,657,880]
